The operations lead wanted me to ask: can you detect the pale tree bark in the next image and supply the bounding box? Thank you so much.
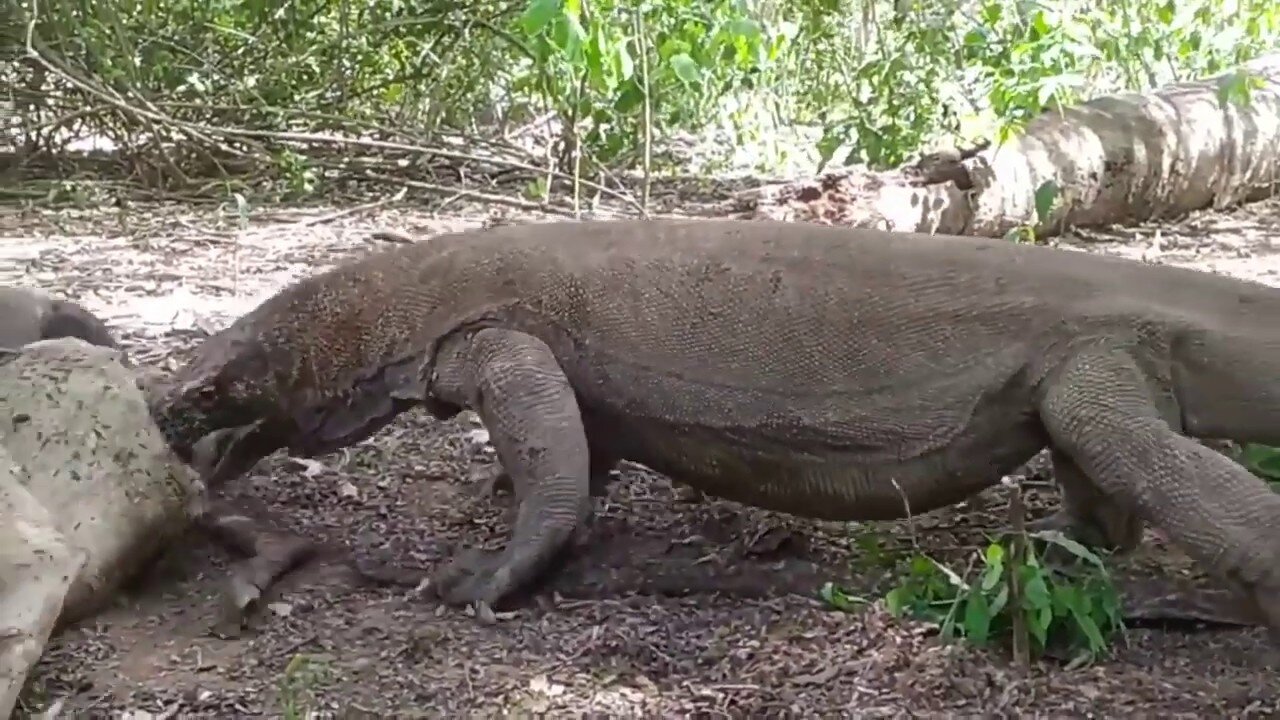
[730,53,1280,239]
[0,339,203,718]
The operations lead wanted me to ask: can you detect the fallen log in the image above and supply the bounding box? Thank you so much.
[732,53,1280,240]
[0,338,204,718]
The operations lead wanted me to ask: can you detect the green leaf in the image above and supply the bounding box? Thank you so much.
[614,81,644,113]
[885,587,907,617]
[979,565,1004,593]
[1027,607,1049,648]
[1242,444,1280,481]
[819,582,866,612]
[984,542,1005,566]
[563,12,588,60]
[963,592,992,645]
[988,583,1009,616]
[669,52,701,83]
[1033,180,1059,223]
[727,18,762,42]
[614,42,635,81]
[520,0,561,36]
[1022,569,1052,611]
[1034,530,1110,570]
[1066,594,1108,653]
[584,26,610,90]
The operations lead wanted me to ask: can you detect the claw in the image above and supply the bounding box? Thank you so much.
[211,562,265,639]
[225,565,265,615]
[428,547,516,607]
[195,504,318,637]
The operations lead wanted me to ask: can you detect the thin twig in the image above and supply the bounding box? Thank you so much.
[298,187,408,227]
[1006,476,1031,672]
[360,170,573,216]
[635,7,653,217]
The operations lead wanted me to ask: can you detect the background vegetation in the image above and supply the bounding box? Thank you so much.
[5,0,1279,208]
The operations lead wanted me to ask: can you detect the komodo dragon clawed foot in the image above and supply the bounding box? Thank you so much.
[428,547,522,607]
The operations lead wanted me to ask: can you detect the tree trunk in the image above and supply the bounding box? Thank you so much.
[729,53,1280,240]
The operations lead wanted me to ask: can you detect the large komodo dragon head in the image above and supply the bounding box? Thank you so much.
[149,231,448,486]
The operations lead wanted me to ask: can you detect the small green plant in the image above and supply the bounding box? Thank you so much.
[818,581,868,612]
[1005,179,1061,244]
[274,149,320,199]
[278,653,331,720]
[882,530,1124,665]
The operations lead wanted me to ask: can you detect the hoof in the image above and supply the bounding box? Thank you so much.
[428,547,516,608]
[210,563,264,638]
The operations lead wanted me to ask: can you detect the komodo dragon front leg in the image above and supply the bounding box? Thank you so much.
[1036,348,1280,638]
[426,327,593,607]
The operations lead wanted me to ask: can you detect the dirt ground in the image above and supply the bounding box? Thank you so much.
[3,188,1280,717]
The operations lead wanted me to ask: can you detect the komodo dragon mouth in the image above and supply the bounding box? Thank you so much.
[178,404,386,487]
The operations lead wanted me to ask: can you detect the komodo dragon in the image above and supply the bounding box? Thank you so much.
[0,286,118,349]
[147,218,1280,639]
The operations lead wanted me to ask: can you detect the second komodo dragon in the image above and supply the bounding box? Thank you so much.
[0,286,117,349]
[149,218,1280,639]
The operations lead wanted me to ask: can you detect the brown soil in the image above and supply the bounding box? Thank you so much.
[3,191,1279,717]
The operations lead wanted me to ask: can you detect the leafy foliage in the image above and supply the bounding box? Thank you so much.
[278,653,331,720]
[8,0,1280,195]
[881,531,1125,664]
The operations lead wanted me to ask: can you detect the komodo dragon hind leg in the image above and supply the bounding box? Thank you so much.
[1028,449,1144,554]
[1037,348,1280,643]
[427,328,592,609]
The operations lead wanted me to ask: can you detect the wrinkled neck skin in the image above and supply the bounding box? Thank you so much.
[1172,329,1280,446]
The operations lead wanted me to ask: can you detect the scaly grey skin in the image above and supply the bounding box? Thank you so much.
[147,218,1280,639]
[0,286,118,350]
